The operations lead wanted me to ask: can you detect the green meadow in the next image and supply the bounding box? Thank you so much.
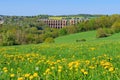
[0,31,120,80]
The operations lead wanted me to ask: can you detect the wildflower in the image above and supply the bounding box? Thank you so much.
[10,73,15,78]
[84,71,88,75]
[3,67,7,70]
[18,77,24,80]
[4,69,8,73]
[89,66,95,69]
[58,69,62,73]
[81,69,88,75]
[85,60,90,65]
[24,73,30,77]
[109,67,114,72]
[33,72,38,77]
[3,67,8,73]
[57,60,61,63]
[44,68,52,75]
[51,66,55,70]
[45,68,50,73]
[29,75,34,80]
[90,47,95,51]
[58,66,62,69]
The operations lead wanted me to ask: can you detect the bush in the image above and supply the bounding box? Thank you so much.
[59,28,67,36]
[44,37,55,43]
[96,28,110,38]
[1,32,16,46]
[111,22,120,33]
[76,39,86,42]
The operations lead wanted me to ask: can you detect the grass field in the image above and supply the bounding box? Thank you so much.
[55,31,120,43]
[0,31,120,80]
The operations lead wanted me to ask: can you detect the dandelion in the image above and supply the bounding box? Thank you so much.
[84,71,88,75]
[44,68,52,75]
[33,72,38,77]
[89,66,95,69]
[109,67,114,72]
[81,69,88,75]
[58,66,62,69]
[57,60,61,63]
[3,67,7,70]
[3,67,8,73]
[51,66,55,70]
[90,47,95,51]
[58,69,62,73]
[24,73,30,77]
[29,75,34,80]
[4,69,8,73]
[85,60,90,65]
[10,73,15,78]
[18,77,24,80]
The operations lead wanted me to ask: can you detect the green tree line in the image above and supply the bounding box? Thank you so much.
[0,14,120,46]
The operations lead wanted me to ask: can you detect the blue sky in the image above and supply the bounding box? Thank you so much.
[0,0,120,16]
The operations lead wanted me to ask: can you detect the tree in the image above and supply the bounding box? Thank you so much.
[111,22,120,33]
[59,28,67,36]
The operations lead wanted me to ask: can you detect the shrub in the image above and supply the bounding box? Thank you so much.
[103,28,114,34]
[59,28,67,36]
[1,32,16,46]
[111,22,120,33]
[96,28,109,38]
[76,39,86,42]
[44,37,55,43]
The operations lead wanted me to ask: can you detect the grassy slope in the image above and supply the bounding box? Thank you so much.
[0,30,120,79]
[55,31,120,43]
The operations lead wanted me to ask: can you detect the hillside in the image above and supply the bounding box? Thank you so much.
[55,30,120,43]
[0,30,120,79]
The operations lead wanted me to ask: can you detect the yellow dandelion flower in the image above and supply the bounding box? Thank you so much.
[3,67,7,70]
[81,69,88,75]
[29,75,34,80]
[58,69,62,73]
[58,66,62,69]
[81,69,85,72]
[51,66,55,70]
[85,60,90,65]
[4,69,8,73]
[56,60,61,63]
[17,77,24,80]
[84,71,88,75]
[33,72,38,77]
[89,66,95,69]
[90,47,95,51]
[45,68,50,73]
[10,74,15,78]
[109,67,114,72]
[24,73,30,77]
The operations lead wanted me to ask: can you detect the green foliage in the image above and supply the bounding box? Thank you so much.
[1,32,16,46]
[111,22,120,33]
[44,37,55,43]
[1,14,120,46]
[66,26,78,34]
[96,28,110,38]
[76,39,86,42]
[59,28,67,36]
